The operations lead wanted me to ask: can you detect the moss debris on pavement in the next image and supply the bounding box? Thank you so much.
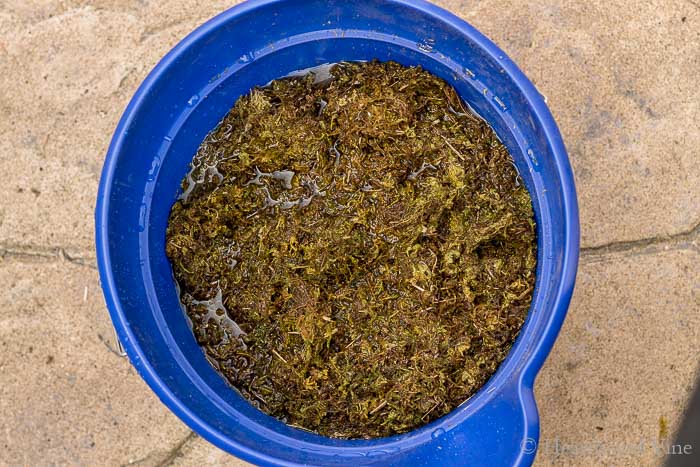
[166,60,537,439]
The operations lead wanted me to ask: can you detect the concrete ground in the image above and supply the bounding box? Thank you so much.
[0,0,698,465]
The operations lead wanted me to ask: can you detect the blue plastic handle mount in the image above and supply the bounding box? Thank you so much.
[95,1,579,465]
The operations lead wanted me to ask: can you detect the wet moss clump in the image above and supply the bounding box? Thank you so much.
[166,61,537,439]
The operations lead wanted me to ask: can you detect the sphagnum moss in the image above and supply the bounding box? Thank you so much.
[166,61,537,439]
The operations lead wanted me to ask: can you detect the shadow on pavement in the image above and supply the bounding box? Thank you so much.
[667,368,700,467]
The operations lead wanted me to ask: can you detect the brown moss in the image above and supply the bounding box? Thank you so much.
[166,61,537,439]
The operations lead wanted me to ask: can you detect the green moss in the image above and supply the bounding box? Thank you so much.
[166,61,537,439]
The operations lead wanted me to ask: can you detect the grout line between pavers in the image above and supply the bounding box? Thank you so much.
[119,431,196,467]
[2,218,698,271]
[0,244,97,270]
[580,219,700,262]
[156,431,198,467]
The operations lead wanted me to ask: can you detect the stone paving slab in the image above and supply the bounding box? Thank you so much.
[0,1,698,466]
[0,259,191,466]
[536,248,700,466]
[459,0,700,247]
[2,0,698,252]
[0,3,233,255]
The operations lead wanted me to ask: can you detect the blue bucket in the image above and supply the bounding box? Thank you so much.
[96,0,579,465]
